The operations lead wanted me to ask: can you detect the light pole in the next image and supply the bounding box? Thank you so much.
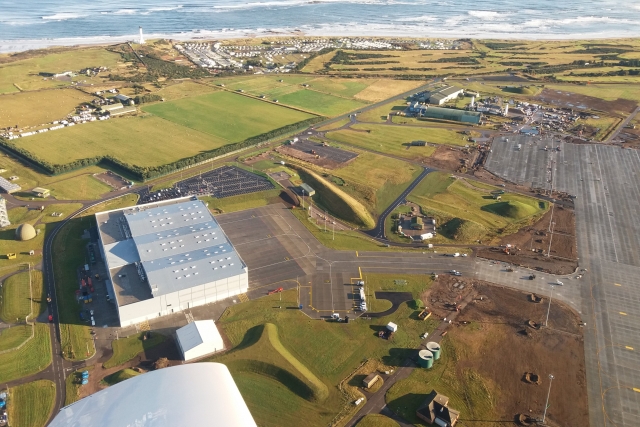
[542,374,554,423]
[544,285,553,327]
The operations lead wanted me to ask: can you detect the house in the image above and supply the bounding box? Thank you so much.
[31,187,50,198]
[416,390,460,426]
[362,373,381,389]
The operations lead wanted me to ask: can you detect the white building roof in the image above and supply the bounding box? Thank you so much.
[177,320,224,355]
[49,363,256,427]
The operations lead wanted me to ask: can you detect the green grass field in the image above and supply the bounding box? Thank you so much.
[356,414,399,427]
[143,91,314,142]
[407,172,547,244]
[8,379,55,427]
[39,203,83,223]
[17,115,231,168]
[47,175,112,200]
[0,224,45,269]
[155,80,217,101]
[0,324,51,383]
[201,188,283,214]
[328,151,421,215]
[53,194,138,361]
[103,332,166,369]
[101,368,141,386]
[275,89,367,116]
[304,79,369,98]
[214,275,437,426]
[0,88,93,128]
[65,365,94,405]
[0,47,122,94]
[0,271,32,323]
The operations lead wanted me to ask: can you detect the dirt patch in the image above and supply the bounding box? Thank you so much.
[423,145,477,172]
[421,274,477,319]
[449,282,587,427]
[94,171,132,190]
[477,205,578,275]
[277,145,350,169]
[535,88,637,117]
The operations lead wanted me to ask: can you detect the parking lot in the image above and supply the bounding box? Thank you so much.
[138,165,274,204]
[486,138,640,427]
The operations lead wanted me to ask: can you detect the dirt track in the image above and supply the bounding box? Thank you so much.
[423,278,588,427]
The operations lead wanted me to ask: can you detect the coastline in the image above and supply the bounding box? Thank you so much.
[1,28,638,55]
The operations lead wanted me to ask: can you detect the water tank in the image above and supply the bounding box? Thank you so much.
[418,350,434,369]
[15,223,36,241]
[427,342,441,360]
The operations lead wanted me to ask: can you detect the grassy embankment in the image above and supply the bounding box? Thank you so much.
[7,380,55,427]
[402,172,547,245]
[213,274,437,426]
[102,332,167,369]
[101,368,141,386]
[53,194,138,361]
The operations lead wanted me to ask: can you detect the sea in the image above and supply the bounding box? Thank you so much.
[1,0,640,53]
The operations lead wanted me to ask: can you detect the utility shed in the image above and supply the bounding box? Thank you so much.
[299,183,315,197]
[31,187,50,198]
[176,320,225,361]
[362,373,381,389]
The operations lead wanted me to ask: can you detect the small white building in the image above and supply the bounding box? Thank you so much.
[387,322,398,333]
[176,320,225,361]
[420,233,434,240]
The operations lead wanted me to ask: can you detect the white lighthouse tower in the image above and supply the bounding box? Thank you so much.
[139,26,145,45]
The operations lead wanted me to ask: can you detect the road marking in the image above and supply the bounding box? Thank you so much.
[356,251,359,257]
[625,346,634,351]
[620,312,627,316]
[634,388,640,393]
[615,283,622,287]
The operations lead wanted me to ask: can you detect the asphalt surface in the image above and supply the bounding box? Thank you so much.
[364,167,431,239]
[486,137,640,427]
[365,292,413,318]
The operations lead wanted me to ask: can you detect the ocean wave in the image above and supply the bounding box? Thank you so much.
[395,15,437,22]
[41,12,88,21]
[468,10,509,20]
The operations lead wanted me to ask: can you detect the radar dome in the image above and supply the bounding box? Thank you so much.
[15,224,36,241]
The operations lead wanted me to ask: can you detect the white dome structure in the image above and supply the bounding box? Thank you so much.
[49,363,256,427]
[15,223,36,241]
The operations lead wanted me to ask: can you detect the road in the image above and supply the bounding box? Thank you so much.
[364,167,431,239]
[605,106,640,143]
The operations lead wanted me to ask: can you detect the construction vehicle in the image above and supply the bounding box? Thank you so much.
[268,287,284,295]
[529,274,536,280]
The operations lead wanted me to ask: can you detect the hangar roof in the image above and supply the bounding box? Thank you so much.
[49,363,257,427]
[176,320,224,355]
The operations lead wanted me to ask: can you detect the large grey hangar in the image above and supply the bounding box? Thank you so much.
[96,197,248,327]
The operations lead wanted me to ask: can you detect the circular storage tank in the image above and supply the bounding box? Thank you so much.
[426,342,441,360]
[15,224,36,241]
[418,350,434,369]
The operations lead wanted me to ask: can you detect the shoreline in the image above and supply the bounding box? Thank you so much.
[1,29,638,55]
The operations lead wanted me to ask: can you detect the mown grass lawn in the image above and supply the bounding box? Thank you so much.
[214,278,438,427]
[0,324,51,383]
[0,271,32,323]
[8,379,55,427]
[143,91,314,142]
[103,332,167,369]
[202,188,283,214]
[49,175,112,200]
[101,368,141,386]
[356,414,399,427]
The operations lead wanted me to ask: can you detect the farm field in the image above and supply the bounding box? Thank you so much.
[275,89,367,116]
[16,115,229,168]
[143,91,315,141]
[213,275,437,427]
[8,379,55,427]
[154,80,217,101]
[0,88,93,129]
[406,172,547,244]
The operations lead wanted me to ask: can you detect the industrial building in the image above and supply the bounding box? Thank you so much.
[0,177,20,194]
[96,198,248,327]
[176,320,225,361]
[408,104,482,125]
[428,86,464,105]
[49,363,257,427]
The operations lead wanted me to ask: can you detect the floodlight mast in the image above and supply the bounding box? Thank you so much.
[542,374,554,423]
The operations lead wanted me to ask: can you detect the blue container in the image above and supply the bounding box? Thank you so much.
[81,379,88,385]
[0,401,5,408]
